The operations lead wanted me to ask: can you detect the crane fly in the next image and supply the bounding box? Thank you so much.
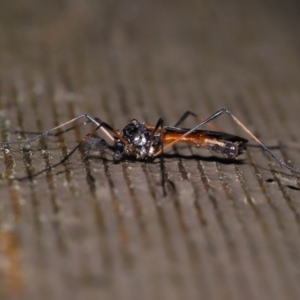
[1,109,299,196]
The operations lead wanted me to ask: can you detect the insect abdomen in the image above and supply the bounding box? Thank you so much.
[205,139,247,159]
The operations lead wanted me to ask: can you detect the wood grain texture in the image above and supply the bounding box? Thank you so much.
[0,1,300,299]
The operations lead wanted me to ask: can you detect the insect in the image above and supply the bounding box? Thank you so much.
[2,109,300,195]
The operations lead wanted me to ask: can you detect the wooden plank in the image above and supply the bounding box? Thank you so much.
[1,1,300,299]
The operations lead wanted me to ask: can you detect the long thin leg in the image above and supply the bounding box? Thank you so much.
[18,140,82,181]
[1,114,116,145]
[155,108,300,176]
[3,114,134,151]
[174,110,220,131]
[159,119,167,197]
[146,118,163,156]
[17,123,110,180]
[146,117,167,196]
[9,119,92,137]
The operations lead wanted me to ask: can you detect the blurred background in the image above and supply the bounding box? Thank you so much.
[1,0,300,299]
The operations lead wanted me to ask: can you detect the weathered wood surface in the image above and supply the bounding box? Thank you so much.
[1,1,300,299]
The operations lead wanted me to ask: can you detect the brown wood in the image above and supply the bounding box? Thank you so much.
[1,1,300,300]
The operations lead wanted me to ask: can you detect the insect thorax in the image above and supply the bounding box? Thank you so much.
[122,119,160,159]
